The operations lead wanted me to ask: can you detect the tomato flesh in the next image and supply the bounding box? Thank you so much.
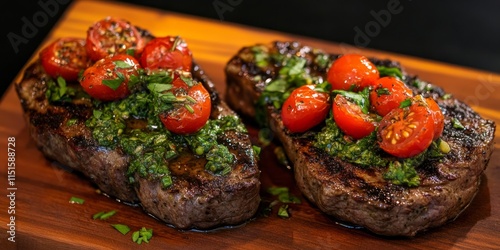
[281,85,330,133]
[160,83,211,134]
[140,36,192,71]
[39,37,90,81]
[85,17,145,61]
[327,54,379,91]
[377,99,435,158]
[80,54,140,101]
[332,94,376,139]
[370,76,413,116]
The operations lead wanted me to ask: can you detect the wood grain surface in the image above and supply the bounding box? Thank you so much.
[1,1,499,249]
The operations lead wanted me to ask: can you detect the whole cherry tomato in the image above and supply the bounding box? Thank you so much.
[140,36,192,71]
[281,84,331,133]
[79,54,141,101]
[327,54,379,91]
[370,76,413,116]
[85,17,145,61]
[332,94,376,139]
[39,37,90,81]
[160,80,211,134]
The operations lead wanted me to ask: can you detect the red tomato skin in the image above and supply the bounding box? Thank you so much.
[85,17,145,61]
[327,54,379,91]
[370,76,413,116]
[377,103,435,158]
[139,36,192,71]
[160,84,211,134]
[425,97,445,140]
[39,37,90,81]
[80,54,140,101]
[332,95,376,140]
[281,85,330,133]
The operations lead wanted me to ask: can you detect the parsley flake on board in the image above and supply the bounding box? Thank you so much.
[69,196,85,204]
[112,224,131,235]
[132,227,153,244]
[264,187,301,218]
[92,210,117,220]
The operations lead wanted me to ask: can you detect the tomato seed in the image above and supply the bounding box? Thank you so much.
[402,131,410,138]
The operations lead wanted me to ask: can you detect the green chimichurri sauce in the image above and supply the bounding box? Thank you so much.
[52,70,246,189]
[250,45,448,187]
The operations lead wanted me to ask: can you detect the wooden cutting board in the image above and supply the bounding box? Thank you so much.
[1,1,499,249]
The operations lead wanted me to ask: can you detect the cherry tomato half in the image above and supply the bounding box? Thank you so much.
[377,96,435,158]
[85,17,145,61]
[370,76,413,116]
[281,85,331,133]
[160,82,211,134]
[79,54,141,101]
[39,37,90,81]
[327,54,379,91]
[139,36,193,71]
[332,94,376,139]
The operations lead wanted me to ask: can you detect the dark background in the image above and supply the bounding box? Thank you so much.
[3,0,500,98]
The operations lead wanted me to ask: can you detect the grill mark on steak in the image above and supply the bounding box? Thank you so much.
[16,58,261,229]
[224,41,496,236]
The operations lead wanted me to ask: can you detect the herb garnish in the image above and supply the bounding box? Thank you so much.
[69,196,85,204]
[377,66,404,79]
[46,76,88,102]
[93,210,117,220]
[112,224,131,235]
[251,45,270,68]
[265,186,301,218]
[452,118,466,130]
[383,160,420,187]
[102,72,125,90]
[399,98,412,108]
[132,227,153,244]
[333,88,370,114]
[375,87,391,96]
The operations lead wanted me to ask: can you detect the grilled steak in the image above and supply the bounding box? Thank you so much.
[15,58,261,229]
[225,41,496,236]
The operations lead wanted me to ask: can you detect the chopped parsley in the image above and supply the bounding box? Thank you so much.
[383,160,420,187]
[132,227,153,244]
[69,196,85,204]
[333,88,370,114]
[452,118,466,130]
[375,87,391,96]
[399,98,412,108]
[112,224,131,235]
[377,66,404,79]
[278,205,290,218]
[46,76,89,102]
[92,210,117,220]
[265,186,301,219]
